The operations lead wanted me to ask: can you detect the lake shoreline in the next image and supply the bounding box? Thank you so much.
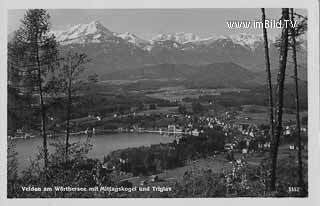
[13,133,175,174]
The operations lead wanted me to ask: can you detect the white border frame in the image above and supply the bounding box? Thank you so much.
[0,0,319,206]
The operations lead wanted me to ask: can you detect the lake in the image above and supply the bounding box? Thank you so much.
[11,133,175,174]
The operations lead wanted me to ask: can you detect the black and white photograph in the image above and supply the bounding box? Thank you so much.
[1,0,320,201]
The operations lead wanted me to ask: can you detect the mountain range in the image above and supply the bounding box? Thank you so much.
[12,20,308,85]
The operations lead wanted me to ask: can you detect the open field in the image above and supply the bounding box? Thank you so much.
[135,106,179,116]
[124,144,307,187]
[229,105,308,126]
[145,87,249,102]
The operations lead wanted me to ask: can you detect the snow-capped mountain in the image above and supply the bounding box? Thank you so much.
[150,33,269,51]
[151,33,201,44]
[46,20,306,77]
[52,21,150,48]
[51,21,272,51]
[227,34,264,50]
[114,32,149,47]
[52,21,115,45]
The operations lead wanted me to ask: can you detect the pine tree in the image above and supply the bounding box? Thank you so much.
[289,8,306,192]
[261,8,275,157]
[10,9,58,171]
[270,8,290,191]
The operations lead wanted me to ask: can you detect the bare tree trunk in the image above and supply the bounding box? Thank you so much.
[289,8,303,190]
[35,35,48,171]
[65,75,72,160]
[261,8,275,148]
[270,8,290,191]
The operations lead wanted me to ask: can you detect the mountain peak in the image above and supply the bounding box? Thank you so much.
[88,20,106,30]
[151,32,201,44]
[114,32,149,47]
[227,33,270,50]
[52,20,114,45]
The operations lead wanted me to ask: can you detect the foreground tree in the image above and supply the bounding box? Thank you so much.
[57,51,90,160]
[261,8,275,146]
[10,9,58,170]
[289,8,307,191]
[270,8,290,191]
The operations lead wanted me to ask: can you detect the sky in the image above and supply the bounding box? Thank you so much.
[8,9,307,40]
